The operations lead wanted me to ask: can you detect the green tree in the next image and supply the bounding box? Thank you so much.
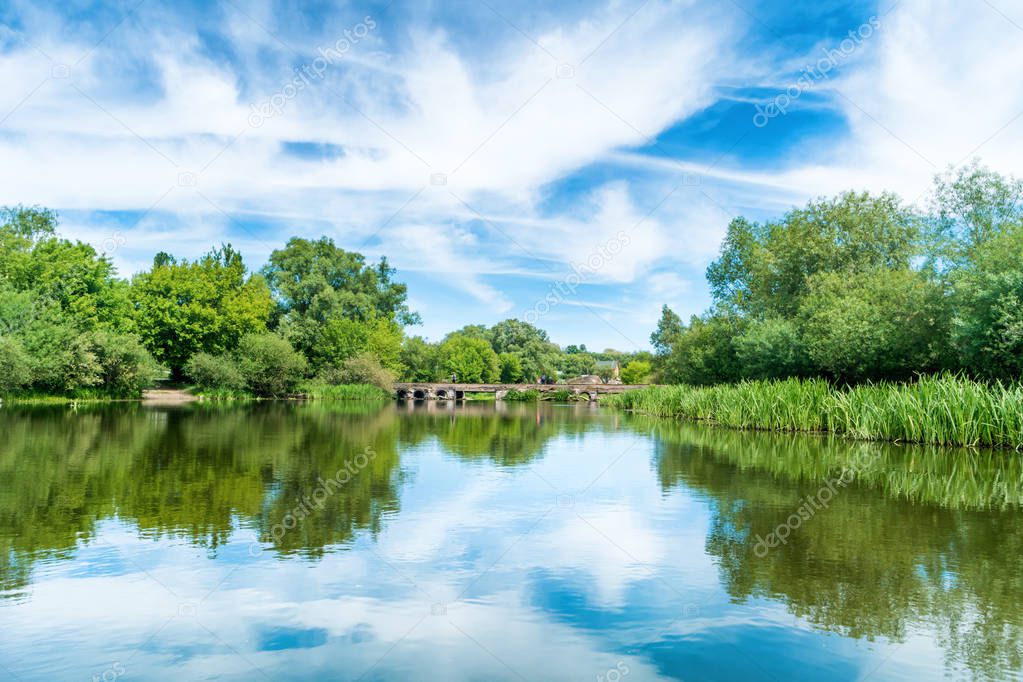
[948,227,1023,378]
[660,314,743,385]
[262,237,418,364]
[929,160,1023,267]
[439,334,499,383]
[131,245,273,377]
[798,268,950,381]
[399,336,440,382]
[928,163,1023,378]
[650,305,683,355]
[620,360,652,384]
[732,318,811,380]
[558,351,596,378]
[316,314,403,372]
[485,319,560,379]
[498,352,523,382]
[707,192,922,318]
[1,206,134,331]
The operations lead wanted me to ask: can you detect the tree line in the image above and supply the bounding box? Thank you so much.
[0,208,650,397]
[651,162,1023,384]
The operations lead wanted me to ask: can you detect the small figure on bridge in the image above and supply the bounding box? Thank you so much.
[451,373,457,383]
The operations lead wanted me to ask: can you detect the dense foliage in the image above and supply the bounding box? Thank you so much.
[0,207,162,396]
[7,162,1017,399]
[0,206,619,399]
[131,245,273,378]
[652,163,1023,384]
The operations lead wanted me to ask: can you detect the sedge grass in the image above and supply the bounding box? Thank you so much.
[603,374,1023,449]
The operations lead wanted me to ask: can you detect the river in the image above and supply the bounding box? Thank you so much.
[1,401,1020,680]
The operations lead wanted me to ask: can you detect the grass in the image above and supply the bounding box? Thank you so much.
[641,417,1023,509]
[461,392,496,401]
[602,374,1023,449]
[299,383,390,401]
[189,387,258,401]
[0,388,141,405]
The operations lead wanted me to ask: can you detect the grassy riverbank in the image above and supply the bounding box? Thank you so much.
[190,383,390,402]
[3,383,391,405]
[0,389,142,405]
[603,375,1023,449]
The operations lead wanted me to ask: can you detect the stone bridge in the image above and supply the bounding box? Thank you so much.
[393,383,648,401]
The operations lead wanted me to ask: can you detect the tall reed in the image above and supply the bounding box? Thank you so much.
[603,374,1023,449]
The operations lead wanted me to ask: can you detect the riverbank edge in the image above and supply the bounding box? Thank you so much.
[0,383,391,406]
[600,375,1023,450]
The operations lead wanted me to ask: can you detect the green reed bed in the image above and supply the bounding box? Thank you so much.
[638,417,1023,509]
[299,383,391,401]
[603,375,1023,449]
[502,388,540,402]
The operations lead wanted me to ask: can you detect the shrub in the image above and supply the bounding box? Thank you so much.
[184,352,245,392]
[545,389,573,402]
[0,336,32,392]
[89,331,165,395]
[236,333,308,397]
[319,352,395,392]
[503,388,539,402]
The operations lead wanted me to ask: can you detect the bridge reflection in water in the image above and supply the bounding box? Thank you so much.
[392,382,648,401]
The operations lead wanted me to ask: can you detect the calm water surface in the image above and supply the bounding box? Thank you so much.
[1,401,1022,681]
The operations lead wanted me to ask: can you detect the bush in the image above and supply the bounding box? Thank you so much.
[545,389,573,402]
[236,333,308,397]
[90,331,165,395]
[318,352,395,391]
[503,388,539,402]
[0,336,32,392]
[184,352,245,392]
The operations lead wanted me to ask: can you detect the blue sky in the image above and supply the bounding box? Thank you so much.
[1,0,1022,349]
